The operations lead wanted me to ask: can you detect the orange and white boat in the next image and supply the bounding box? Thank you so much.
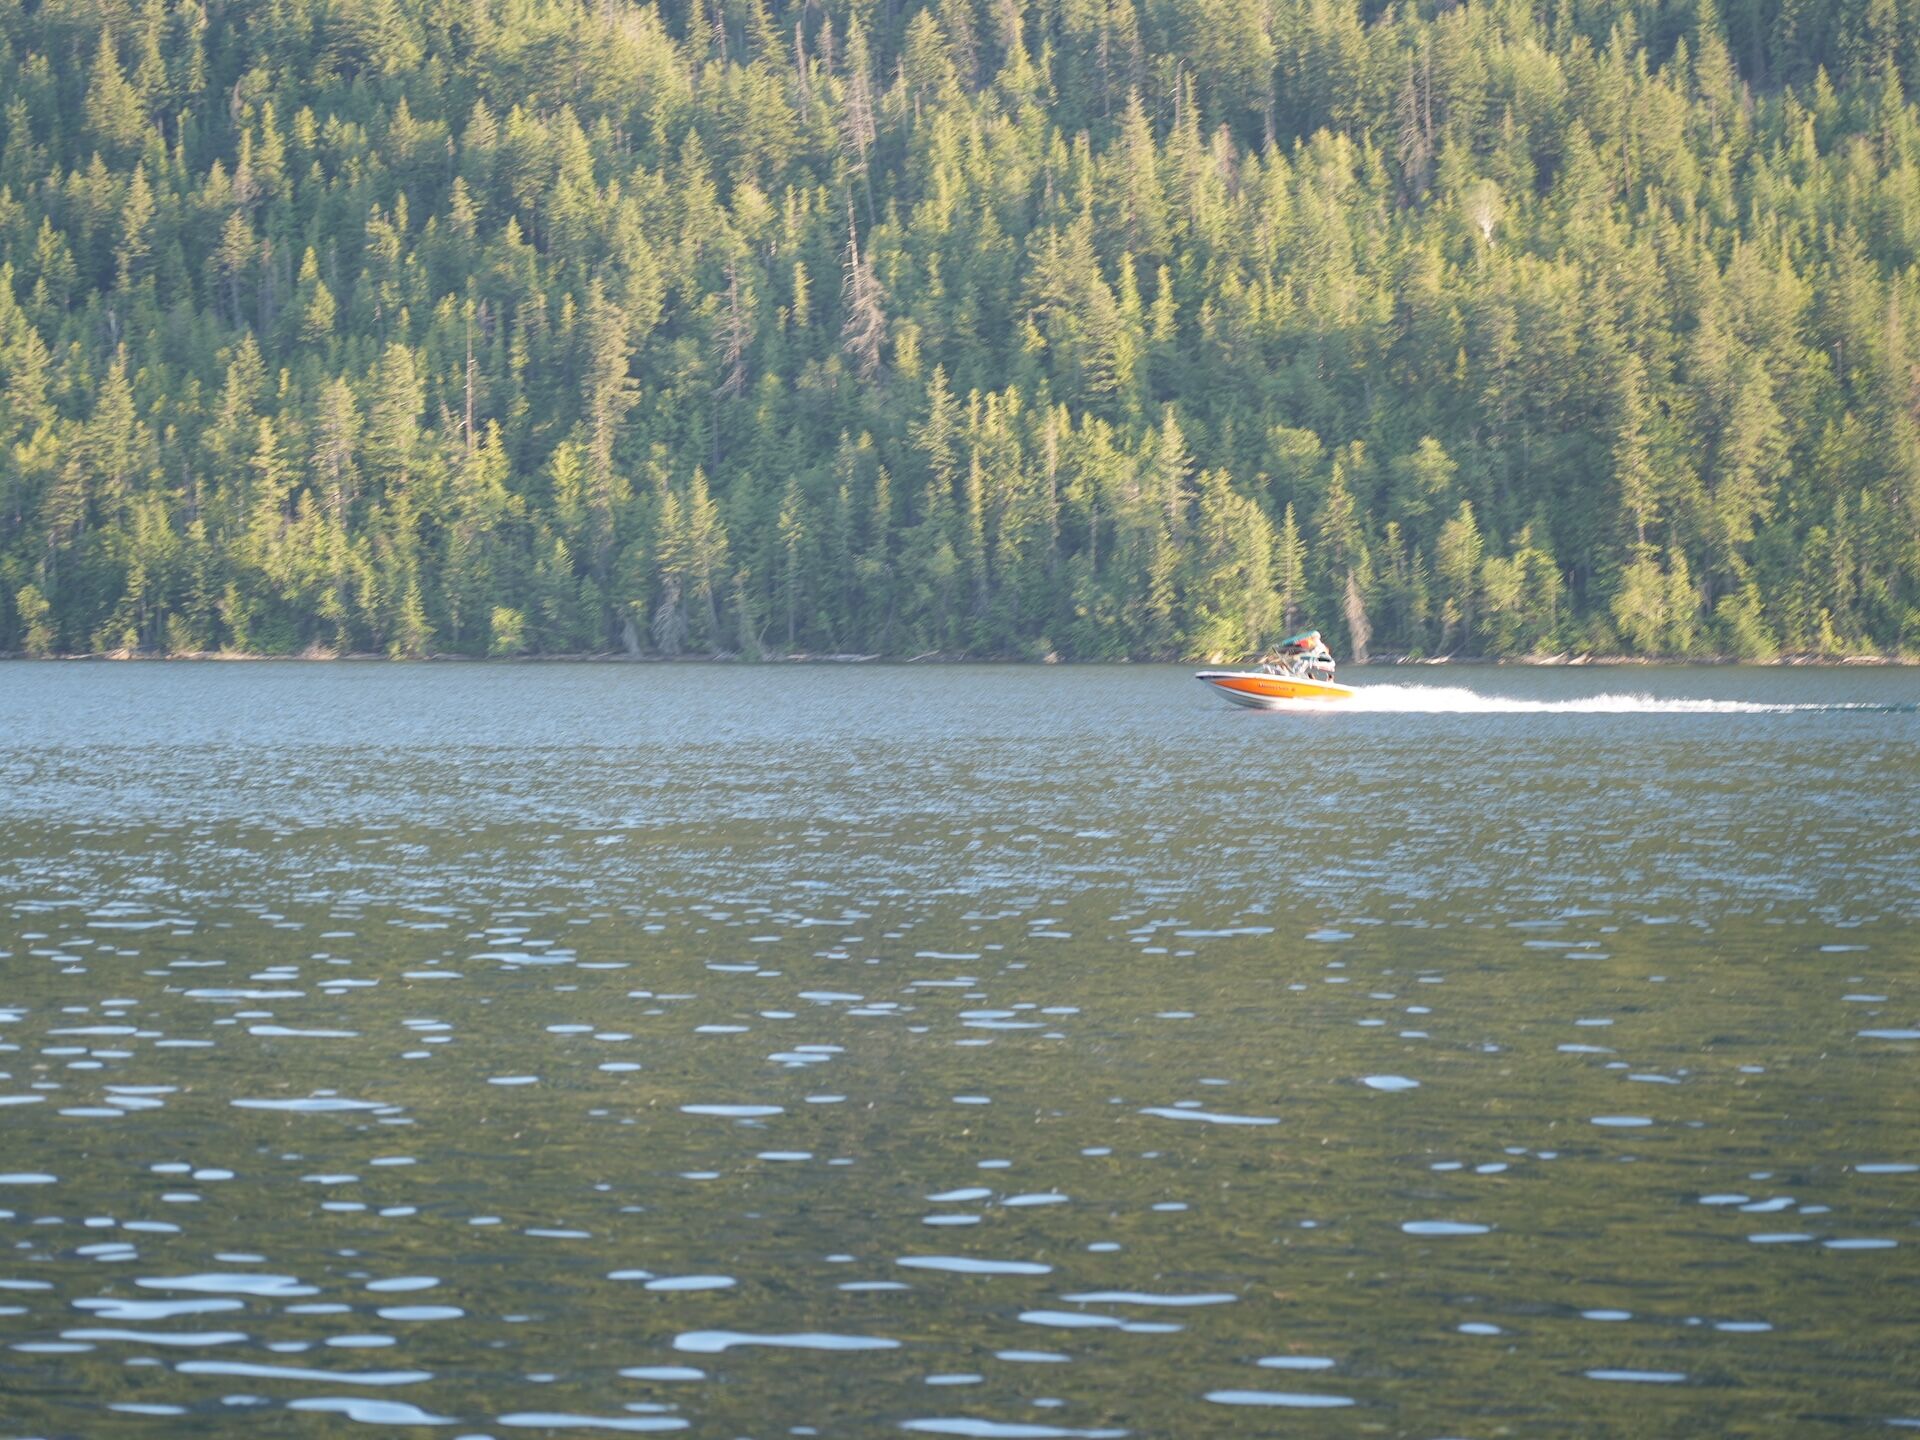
[1195,669,1355,706]
[1196,630,1355,707]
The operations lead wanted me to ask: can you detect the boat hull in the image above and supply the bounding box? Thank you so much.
[1195,670,1356,706]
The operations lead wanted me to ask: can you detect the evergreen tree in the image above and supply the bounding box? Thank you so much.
[0,0,1915,660]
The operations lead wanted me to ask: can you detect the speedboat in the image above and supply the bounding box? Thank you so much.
[1196,630,1355,707]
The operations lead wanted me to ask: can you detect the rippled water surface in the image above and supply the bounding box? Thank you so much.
[2,662,1917,1438]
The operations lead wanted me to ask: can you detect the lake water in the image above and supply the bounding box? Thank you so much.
[1,662,1916,1438]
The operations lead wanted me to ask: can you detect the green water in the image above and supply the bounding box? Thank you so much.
[1,663,1916,1438]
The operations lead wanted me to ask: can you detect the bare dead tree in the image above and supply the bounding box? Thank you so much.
[840,204,888,380]
[715,261,752,400]
[651,577,688,655]
[841,18,878,226]
[1344,569,1373,663]
[793,23,812,120]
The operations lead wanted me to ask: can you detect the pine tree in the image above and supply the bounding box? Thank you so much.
[1435,501,1483,651]
[0,0,1916,662]
[581,281,638,590]
[85,32,148,161]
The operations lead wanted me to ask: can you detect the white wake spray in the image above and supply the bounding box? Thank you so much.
[1292,683,1889,715]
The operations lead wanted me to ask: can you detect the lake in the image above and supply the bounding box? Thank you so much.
[1,662,1916,1438]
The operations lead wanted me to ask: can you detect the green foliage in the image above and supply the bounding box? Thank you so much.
[1717,582,1780,660]
[1,0,1917,660]
[489,606,528,656]
[14,584,53,656]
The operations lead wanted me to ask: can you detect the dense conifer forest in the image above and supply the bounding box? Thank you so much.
[2,0,1919,659]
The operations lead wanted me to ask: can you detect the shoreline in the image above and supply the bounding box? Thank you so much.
[1,649,1912,667]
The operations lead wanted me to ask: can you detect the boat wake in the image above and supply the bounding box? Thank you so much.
[1288,683,1904,715]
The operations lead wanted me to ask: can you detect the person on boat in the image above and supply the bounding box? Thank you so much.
[1262,629,1335,681]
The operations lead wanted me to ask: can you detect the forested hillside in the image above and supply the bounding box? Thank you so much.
[2,0,1918,659]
